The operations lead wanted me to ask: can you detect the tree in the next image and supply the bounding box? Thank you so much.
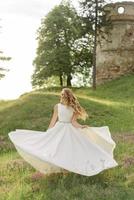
[32,1,92,88]
[0,20,11,79]
[80,0,111,89]
[0,51,11,79]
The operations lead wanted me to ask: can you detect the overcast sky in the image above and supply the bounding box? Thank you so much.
[0,0,79,100]
[0,0,133,99]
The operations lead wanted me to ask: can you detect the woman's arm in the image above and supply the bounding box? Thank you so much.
[71,112,89,128]
[47,104,58,129]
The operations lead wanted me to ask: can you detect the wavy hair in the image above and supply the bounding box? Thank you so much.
[60,88,88,121]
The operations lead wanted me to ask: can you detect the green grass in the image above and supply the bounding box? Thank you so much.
[0,74,134,200]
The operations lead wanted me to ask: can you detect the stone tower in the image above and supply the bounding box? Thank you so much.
[96,1,134,84]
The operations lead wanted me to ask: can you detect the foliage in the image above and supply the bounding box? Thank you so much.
[32,1,92,88]
[0,20,11,79]
[0,51,11,79]
[79,0,112,37]
[79,0,112,89]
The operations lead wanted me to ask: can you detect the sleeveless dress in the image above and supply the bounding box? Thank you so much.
[8,103,118,176]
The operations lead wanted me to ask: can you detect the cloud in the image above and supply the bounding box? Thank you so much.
[0,0,62,19]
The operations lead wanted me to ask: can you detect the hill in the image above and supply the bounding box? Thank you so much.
[0,74,134,200]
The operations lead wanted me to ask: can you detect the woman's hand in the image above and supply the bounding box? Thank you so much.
[71,113,89,129]
[81,125,89,129]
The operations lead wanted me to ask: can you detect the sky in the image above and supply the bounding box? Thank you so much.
[0,0,133,100]
[0,0,79,100]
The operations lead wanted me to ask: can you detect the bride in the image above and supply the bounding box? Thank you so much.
[8,88,118,176]
[48,88,89,130]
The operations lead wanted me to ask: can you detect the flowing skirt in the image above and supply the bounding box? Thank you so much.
[8,121,118,176]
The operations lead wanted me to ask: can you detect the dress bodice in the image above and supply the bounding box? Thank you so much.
[58,103,74,122]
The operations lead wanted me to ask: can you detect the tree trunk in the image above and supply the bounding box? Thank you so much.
[67,74,72,86]
[59,74,63,86]
[92,0,98,90]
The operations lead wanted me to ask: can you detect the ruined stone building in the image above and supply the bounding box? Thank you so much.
[96,1,134,84]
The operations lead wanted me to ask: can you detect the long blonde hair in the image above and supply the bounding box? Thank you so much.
[60,88,88,121]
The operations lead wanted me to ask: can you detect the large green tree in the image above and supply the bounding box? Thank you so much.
[32,1,92,88]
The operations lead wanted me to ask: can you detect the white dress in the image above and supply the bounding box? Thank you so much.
[8,103,118,176]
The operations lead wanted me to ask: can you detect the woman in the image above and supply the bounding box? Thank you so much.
[48,87,89,129]
[8,88,118,176]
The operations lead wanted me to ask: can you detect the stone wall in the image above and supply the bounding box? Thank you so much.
[96,1,134,84]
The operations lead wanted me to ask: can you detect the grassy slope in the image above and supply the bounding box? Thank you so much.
[0,74,134,200]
